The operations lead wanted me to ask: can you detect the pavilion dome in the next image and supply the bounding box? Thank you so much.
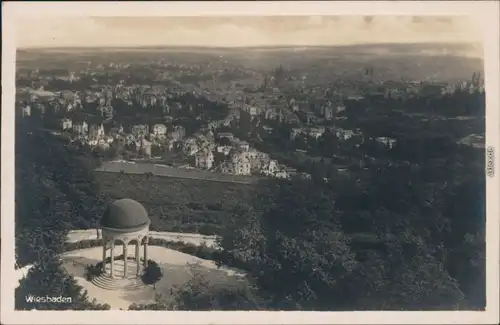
[100,198,150,230]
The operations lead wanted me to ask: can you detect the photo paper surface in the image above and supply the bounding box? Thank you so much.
[2,1,499,324]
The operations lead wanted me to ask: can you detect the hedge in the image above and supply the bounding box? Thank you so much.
[64,236,250,273]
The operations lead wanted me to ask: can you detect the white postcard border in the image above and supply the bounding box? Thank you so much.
[2,1,499,324]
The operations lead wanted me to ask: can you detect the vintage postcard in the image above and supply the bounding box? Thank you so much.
[1,1,499,324]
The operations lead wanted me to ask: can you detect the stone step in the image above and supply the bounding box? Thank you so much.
[93,276,142,285]
[92,280,144,291]
[91,275,146,291]
[101,269,141,278]
[92,276,143,287]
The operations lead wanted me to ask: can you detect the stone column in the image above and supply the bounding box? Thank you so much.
[143,237,148,267]
[136,241,141,276]
[101,242,106,272]
[123,243,128,279]
[110,240,115,278]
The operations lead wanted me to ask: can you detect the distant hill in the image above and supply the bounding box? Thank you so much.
[16,42,483,82]
[18,42,482,55]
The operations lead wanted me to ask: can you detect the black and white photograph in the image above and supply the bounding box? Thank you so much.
[1,1,499,324]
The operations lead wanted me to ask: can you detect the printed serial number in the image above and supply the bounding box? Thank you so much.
[486,146,495,177]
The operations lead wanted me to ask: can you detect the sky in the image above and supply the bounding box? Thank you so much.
[16,16,483,49]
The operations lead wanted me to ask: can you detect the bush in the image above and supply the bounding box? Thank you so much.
[141,237,227,264]
[178,243,198,255]
[89,299,112,311]
[142,259,163,285]
[169,270,266,310]
[63,237,248,275]
[84,264,103,281]
[128,293,171,310]
[64,239,102,252]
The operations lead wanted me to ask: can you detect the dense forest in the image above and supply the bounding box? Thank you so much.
[15,128,111,310]
[216,167,485,310]
[15,88,485,310]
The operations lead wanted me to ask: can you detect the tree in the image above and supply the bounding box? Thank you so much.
[334,234,465,310]
[217,169,473,310]
[15,257,110,310]
[16,130,108,267]
[217,178,358,310]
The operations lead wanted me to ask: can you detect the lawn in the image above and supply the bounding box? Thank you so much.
[95,172,256,235]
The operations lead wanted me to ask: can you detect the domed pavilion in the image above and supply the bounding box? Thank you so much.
[96,199,150,287]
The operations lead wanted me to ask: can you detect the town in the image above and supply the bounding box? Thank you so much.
[16,46,485,183]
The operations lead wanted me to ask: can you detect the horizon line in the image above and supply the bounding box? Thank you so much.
[17,41,483,51]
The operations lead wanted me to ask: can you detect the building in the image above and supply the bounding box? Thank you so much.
[266,159,279,175]
[170,125,186,142]
[89,124,105,139]
[335,104,346,114]
[308,127,325,139]
[375,137,397,149]
[195,150,215,169]
[88,138,110,149]
[324,105,334,120]
[73,121,89,135]
[182,138,199,156]
[236,140,250,152]
[274,166,291,179]
[217,132,235,141]
[230,153,251,175]
[333,128,355,140]
[61,118,73,131]
[245,151,272,174]
[217,145,232,156]
[166,139,176,151]
[152,124,167,136]
[21,105,31,117]
[65,102,76,112]
[246,105,260,118]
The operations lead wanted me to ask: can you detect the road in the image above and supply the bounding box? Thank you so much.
[95,161,260,185]
[66,229,217,248]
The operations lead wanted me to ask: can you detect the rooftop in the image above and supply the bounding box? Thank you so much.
[100,198,150,230]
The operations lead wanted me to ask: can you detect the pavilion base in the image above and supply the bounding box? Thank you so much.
[92,274,146,291]
[92,260,146,291]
